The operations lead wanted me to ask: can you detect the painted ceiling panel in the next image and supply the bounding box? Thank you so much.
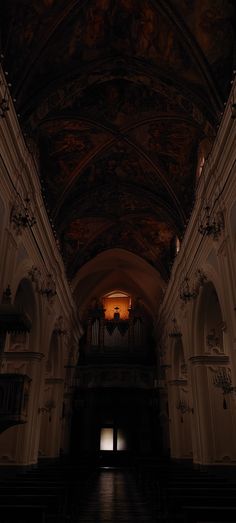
[1,0,235,285]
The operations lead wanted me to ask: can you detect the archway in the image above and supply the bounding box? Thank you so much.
[191,281,236,464]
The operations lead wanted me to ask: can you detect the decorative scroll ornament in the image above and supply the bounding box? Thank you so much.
[11,196,36,234]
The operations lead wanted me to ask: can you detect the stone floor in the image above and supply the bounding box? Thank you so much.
[73,468,156,522]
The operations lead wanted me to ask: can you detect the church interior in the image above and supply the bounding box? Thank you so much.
[0,1,236,521]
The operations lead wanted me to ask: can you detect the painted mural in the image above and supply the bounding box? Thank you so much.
[1,0,235,279]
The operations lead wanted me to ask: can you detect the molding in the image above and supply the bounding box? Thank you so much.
[168,379,188,386]
[45,377,64,384]
[0,351,44,362]
[189,355,229,366]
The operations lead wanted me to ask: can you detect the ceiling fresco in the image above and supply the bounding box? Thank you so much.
[1,0,235,284]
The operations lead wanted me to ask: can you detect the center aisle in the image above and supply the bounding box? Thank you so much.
[73,468,155,522]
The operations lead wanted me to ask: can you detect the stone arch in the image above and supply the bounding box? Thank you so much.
[194,280,224,357]
[8,278,38,352]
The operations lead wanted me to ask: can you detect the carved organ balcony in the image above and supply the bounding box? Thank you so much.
[0,374,31,433]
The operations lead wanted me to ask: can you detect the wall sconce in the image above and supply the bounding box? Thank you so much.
[169,318,182,339]
[176,399,193,422]
[53,316,68,336]
[11,196,36,234]
[0,84,10,118]
[28,266,41,291]
[213,367,236,408]
[179,276,197,303]
[198,203,224,241]
[231,103,236,119]
[38,399,55,422]
[40,274,56,300]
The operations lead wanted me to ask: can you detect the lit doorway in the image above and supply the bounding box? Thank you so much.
[100,427,127,451]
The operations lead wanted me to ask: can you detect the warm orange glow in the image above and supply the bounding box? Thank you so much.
[103,296,130,319]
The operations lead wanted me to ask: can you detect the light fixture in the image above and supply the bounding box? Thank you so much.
[40,274,56,300]
[38,400,56,422]
[213,368,236,408]
[0,84,10,118]
[53,316,68,336]
[28,266,41,290]
[11,196,36,234]
[213,368,236,395]
[231,103,236,119]
[176,399,193,414]
[179,276,197,303]
[198,203,224,241]
[169,318,182,338]
[176,399,193,422]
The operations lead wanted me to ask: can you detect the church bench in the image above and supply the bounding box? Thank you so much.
[183,505,236,522]
[0,504,47,523]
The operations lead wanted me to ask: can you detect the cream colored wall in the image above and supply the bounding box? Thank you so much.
[0,66,80,466]
[1,65,236,467]
[160,76,236,466]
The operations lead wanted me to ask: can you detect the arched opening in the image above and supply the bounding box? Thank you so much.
[191,281,236,463]
[71,278,161,465]
[8,279,36,353]
[196,281,224,356]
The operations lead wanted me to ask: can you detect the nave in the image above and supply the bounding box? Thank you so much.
[1,459,236,523]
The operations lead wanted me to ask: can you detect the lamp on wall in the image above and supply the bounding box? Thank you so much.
[40,274,56,300]
[38,399,56,422]
[213,368,236,408]
[0,84,10,118]
[11,196,36,234]
[169,318,182,338]
[179,276,197,303]
[198,202,224,241]
[176,399,193,422]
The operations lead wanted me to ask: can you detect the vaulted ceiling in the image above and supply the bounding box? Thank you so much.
[1,0,235,304]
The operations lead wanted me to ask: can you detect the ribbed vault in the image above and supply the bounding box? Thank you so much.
[1,0,235,300]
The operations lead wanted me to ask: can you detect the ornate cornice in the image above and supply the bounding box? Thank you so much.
[189,355,229,366]
[0,352,45,362]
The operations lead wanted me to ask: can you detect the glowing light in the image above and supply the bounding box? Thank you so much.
[100,428,113,450]
[117,429,127,451]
